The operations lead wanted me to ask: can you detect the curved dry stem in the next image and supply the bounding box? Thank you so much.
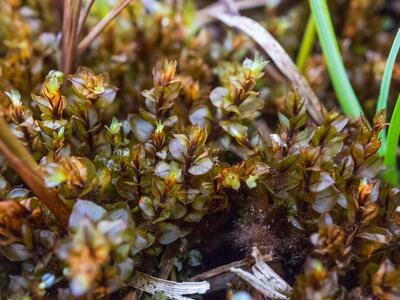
[0,118,71,229]
[197,0,267,25]
[62,0,83,74]
[77,0,96,38]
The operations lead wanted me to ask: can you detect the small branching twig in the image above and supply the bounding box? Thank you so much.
[77,0,133,55]
[62,0,132,73]
[77,0,96,38]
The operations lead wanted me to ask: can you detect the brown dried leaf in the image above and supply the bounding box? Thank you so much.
[128,271,210,300]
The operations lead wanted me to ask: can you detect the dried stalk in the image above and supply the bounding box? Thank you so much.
[77,0,96,37]
[158,244,179,279]
[190,260,248,282]
[220,0,239,15]
[210,12,324,124]
[197,0,267,25]
[61,0,71,71]
[128,271,210,300]
[188,253,273,295]
[230,247,292,300]
[0,118,71,229]
[62,0,131,72]
[189,254,272,282]
[62,0,82,74]
[77,0,133,55]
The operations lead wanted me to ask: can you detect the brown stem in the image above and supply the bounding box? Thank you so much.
[62,0,83,74]
[197,0,267,25]
[188,258,249,282]
[87,130,95,158]
[0,118,71,229]
[0,120,40,177]
[61,0,71,71]
[188,253,272,282]
[220,0,239,15]
[77,0,133,55]
[182,146,195,186]
[77,0,96,37]
[135,169,142,199]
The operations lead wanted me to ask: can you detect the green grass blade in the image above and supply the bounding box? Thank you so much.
[376,29,400,155]
[309,0,363,117]
[383,93,400,185]
[296,16,316,73]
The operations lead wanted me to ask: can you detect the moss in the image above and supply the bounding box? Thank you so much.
[0,1,399,299]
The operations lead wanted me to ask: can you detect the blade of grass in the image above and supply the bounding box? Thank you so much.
[383,94,400,185]
[376,29,400,155]
[309,0,363,117]
[296,16,316,73]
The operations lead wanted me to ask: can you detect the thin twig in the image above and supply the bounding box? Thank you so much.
[62,0,71,71]
[62,0,83,74]
[189,259,248,282]
[189,254,272,282]
[0,118,71,229]
[71,0,82,70]
[220,0,239,15]
[77,0,96,38]
[77,0,133,55]
[197,0,267,25]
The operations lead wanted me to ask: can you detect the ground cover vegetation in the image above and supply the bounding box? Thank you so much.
[0,0,399,299]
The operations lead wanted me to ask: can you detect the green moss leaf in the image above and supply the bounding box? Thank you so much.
[0,244,32,262]
[69,200,107,230]
[169,134,189,162]
[157,222,181,245]
[189,155,213,175]
[210,87,228,108]
[310,172,334,192]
